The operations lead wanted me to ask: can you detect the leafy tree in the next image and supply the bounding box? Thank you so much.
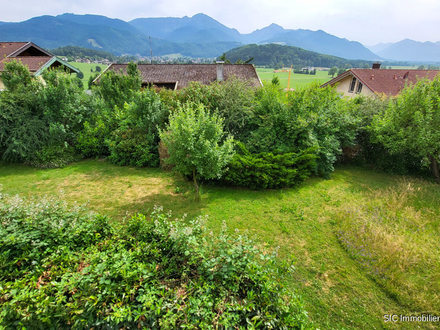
[94,61,142,111]
[76,71,84,79]
[0,62,91,164]
[337,68,346,75]
[328,66,338,77]
[40,68,94,147]
[0,61,46,162]
[106,90,169,167]
[160,103,234,200]
[96,65,102,72]
[370,76,440,183]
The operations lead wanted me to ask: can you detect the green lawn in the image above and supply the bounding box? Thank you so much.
[1,161,438,329]
[68,62,109,88]
[256,67,333,89]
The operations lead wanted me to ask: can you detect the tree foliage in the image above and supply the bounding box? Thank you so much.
[160,103,234,200]
[93,61,142,111]
[245,83,358,177]
[106,89,169,167]
[370,76,440,183]
[223,43,367,68]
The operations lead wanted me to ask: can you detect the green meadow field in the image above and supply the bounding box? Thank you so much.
[68,62,109,88]
[256,67,333,89]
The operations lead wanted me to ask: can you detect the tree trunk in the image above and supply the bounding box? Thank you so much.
[193,168,200,201]
[428,154,440,184]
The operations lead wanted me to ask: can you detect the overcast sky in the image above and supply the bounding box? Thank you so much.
[1,0,439,45]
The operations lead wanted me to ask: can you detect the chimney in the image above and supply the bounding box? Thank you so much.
[372,62,381,69]
[216,61,224,81]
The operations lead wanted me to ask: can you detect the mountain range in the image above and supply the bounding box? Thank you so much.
[0,13,438,62]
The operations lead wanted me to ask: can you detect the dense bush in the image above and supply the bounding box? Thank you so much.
[92,61,142,112]
[0,194,310,329]
[349,96,428,175]
[221,143,318,189]
[76,119,110,158]
[370,76,440,183]
[177,79,256,141]
[0,61,47,162]
[246,83,358,177]
[0,62,94,165]
[106,90,169,167]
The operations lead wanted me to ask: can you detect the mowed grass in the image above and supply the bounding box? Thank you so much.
[256,67,333,89]
[68,62,109,88]
[1,160,439,329]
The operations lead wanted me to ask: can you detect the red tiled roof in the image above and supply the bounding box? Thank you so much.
[322,69,440,96]
[0,56,52,72]
[105,64,262,89]
[0,42,29,58]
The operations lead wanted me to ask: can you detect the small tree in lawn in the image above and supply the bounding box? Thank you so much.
[160,103,235,201]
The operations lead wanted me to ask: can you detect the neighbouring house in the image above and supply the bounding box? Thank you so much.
[321,63,440,98]
[0,42,80,90]
[95,62,263,90]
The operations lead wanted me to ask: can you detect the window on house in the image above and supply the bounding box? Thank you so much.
[356,82,363,93]
[348,77,356,92]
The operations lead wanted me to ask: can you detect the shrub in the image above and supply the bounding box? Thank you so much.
[0,195,310,329]
[247,83,358,177]
[176,79,256,141]
[76,119,110,158]
[107,127,158,167]
[160,102,234,200]
[106,90,169,167]
[93,61,142,111]
[28,145,80,168]
[370,76,440,183]
[348,96,427,175]
[221,142,318,189]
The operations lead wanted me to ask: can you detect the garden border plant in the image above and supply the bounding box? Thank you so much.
[0,193,310,329]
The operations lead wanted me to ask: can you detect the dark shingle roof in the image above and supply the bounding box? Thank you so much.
[0,56,52,72]
[0,42,29,58]
[104,64,262,89]
[322,69,440,96]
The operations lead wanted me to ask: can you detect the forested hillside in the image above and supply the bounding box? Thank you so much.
[224,44,372,68]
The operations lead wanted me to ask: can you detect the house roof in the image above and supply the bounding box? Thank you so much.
[0,42,29,58]
[100,63,262,89]
[322,69,440,96]
[0,42,52,58]
[0,42,79,75]
[0,56,80,75]
[0,56,52,72]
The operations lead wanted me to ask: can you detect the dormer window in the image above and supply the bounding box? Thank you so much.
[348,77,357,92]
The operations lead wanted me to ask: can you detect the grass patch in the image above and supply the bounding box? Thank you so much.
[68,62,109,89]
[256,68,332,89]
[1,161,438,329]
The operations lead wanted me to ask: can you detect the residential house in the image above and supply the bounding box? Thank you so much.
[321,63,440,98]
[95,62,262,90]
[0,42,80,90]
